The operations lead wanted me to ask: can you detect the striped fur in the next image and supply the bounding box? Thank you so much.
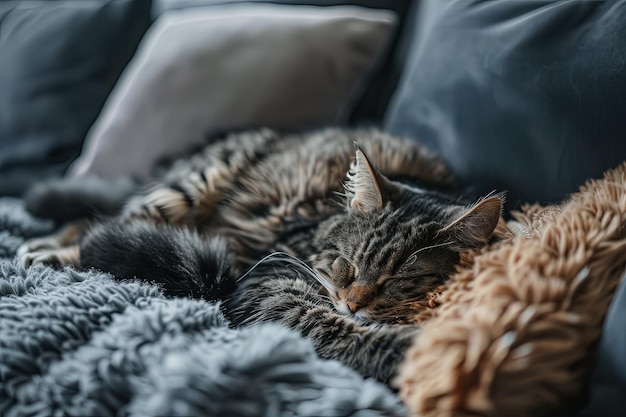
[20,128,505,384]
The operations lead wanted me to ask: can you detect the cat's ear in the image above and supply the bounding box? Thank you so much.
[346,149,388,212]
[442,196,503,248]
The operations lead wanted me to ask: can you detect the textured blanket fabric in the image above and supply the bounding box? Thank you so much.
[398,164,626,417]
[0,198,406,417]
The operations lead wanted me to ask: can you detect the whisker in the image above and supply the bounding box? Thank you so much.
[408,241,454,259]
[236,251,336,296]
[236,252,295,282]
[275,253,336,294]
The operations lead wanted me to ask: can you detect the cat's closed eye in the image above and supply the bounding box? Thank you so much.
[331,256,355,287]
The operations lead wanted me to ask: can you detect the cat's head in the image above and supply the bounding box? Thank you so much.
[311,149,503,324]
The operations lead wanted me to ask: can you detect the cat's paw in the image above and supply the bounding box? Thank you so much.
[18,236,62,267]
[20,250,62,268]
[17,236,61,258]
[18,245,80,269]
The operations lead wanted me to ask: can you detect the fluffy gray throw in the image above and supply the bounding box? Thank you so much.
[0,198,405,417]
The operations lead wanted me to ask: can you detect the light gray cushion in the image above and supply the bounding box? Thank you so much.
[68,4,396,179]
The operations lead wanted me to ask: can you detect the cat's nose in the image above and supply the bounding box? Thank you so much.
[346,301,361,314]
[345,284,372,314]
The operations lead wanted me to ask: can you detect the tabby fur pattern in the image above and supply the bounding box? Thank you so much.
[19,128,505,383]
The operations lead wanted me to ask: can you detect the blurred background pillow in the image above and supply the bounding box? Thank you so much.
[151,1,413,123]
[68,4,397,179]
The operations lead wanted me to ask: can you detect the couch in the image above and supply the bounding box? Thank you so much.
[1,0,625,416]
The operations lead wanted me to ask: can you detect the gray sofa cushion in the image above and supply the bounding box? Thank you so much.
[385,0,626,208]
[0,0,152,196]
[574,276,626,417]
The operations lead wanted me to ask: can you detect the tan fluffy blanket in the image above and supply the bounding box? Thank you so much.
[399,163,626,417]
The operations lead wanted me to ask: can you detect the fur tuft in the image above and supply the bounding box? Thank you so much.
[80,221,236,301]
[24,176,139,223]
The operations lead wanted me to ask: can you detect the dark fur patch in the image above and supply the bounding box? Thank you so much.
[21,127,504,385]
[25,176,138,223]
[80,221,235,300]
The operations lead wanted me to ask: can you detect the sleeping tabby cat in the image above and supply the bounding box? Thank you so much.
[18,128,505,383]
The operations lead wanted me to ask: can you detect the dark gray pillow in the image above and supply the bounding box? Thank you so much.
[574,276,626,417]
[0,0,152,196]
[385,0,626,207]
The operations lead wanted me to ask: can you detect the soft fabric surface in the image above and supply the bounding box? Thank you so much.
[0,0,152,196]
[574,278,626,417]
[2,179,625,417]
[68,4,396,179]
[0,198,405,417]
[399,163,626,417]
[385,0,626,207]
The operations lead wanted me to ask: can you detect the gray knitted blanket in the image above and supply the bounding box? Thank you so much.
[0,198,406,417]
